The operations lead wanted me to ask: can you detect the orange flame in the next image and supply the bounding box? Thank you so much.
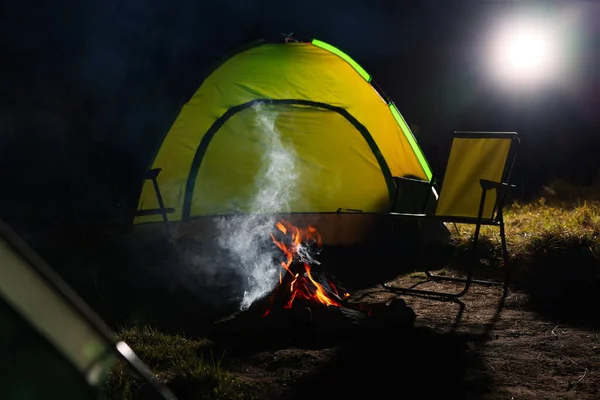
[269,220,348,311]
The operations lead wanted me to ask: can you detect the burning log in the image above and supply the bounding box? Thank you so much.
[249,260,348,317]
[211,297,415,349]
[210,220,416,346]
[258,220,350,314]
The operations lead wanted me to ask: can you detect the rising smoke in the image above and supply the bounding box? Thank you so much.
[216,103,300,310]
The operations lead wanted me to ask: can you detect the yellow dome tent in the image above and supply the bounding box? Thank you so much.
[134,38,436,245]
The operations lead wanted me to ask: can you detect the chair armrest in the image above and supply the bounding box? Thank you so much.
[479,179,516,220]
[145,168,162,180]
[479,179,516,191]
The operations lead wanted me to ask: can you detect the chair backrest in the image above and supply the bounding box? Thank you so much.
[435,131,519,220]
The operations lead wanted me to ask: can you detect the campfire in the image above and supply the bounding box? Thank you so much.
[259,220,350,317]
[212,219,416,344]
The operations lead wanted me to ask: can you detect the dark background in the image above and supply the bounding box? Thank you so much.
[1,0,599,235]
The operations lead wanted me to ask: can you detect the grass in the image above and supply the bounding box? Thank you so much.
[448,180,600,316]
[452,180,600,259]
[453,195,600,261]
[104,326,259,400]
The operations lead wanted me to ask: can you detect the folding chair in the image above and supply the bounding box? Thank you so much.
[135,168,175,242]
[383,131,519,299]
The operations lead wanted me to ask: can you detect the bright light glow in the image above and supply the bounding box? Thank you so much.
[486,18,562,88]
[505,28,552,73]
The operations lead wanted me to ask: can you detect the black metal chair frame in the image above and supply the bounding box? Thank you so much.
[135,168,175,241]
[383,131,519,299]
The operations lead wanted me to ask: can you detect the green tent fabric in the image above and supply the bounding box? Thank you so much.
[135,38,433,224]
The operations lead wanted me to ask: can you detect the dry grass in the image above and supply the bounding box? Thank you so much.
[452,180,600,259]
[452,197,600,260]
[448,180,600,316]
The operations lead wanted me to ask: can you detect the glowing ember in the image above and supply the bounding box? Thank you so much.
[264,220,350,316]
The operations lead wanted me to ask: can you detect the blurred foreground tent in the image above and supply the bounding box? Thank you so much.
[0,219,177,399]
[134,37,445,246]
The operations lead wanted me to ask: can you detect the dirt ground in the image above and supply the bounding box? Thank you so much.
[223,273,600,400]
[66,227,598,399]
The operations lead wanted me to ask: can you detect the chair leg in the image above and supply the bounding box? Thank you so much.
[150,175,174,244]
[424,268,502,287]
[382,221,474,299]
[383,220,508,298]
[382,276,472,299]
[499,219,510,294]
[425,218,509,289]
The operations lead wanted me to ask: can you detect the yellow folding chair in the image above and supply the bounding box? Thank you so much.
[384,131,519,299]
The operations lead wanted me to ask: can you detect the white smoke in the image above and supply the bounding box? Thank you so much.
[216,103,299,310]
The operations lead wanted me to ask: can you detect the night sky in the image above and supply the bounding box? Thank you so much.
[1,0,599,232]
